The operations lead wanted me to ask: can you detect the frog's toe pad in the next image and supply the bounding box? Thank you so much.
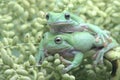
[93,59,104,67]
[62,68,68,73]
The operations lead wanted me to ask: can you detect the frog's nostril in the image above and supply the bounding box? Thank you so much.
[65,13,70,20]
[46,13,49,20]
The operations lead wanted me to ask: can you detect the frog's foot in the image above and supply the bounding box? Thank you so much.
[95,30,112,46]
[60,57,72,65]
[62,68,68,73]
[93,52,104,66]
[92,51,99,59]
[93,58,104,67]
[35,63,41,67]
[62,65,74,73]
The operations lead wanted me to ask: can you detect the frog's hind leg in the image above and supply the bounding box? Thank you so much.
[93,43,117,66]
[93,49,105,65]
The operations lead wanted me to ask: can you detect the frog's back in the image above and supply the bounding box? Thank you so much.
[71,32,95,52]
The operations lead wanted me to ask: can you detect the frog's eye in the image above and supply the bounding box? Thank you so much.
[46,13,49,20]
[65,13,70,20]
[54,37,62,44]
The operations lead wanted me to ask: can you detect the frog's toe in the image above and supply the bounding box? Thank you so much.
[93,55,104,66]
[93,58,100,67]
[98,56,104,64]
[99,59,104,64]
[95,36,100,42]
[103,42,108,47]
[92,52,99,60]
[62,68,68,73]
[93,61,97,67]
[102,30,112,43]
[105,34,112,42]
[100,36,107,46]
[36,63,41,67]
[93,60,101,68]
[95,34,108,46]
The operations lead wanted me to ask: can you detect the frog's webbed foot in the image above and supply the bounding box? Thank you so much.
[62,51,83,73]
[36,63,41,67]
[93,51,105,66]
[62,65,74,73]
[60,56,72,65]
[95,30,112,47]
[60,57,76,73]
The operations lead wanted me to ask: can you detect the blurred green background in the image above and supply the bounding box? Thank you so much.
[0,0,120,80]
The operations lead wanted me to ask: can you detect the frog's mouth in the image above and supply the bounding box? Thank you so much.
[48,21,72,26]
[48,47,71,52]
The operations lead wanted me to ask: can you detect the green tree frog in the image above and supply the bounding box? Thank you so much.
[45,11,111,45]
[35,32,118,72]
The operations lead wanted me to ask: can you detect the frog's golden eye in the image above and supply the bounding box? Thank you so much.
[46,13,49,20]
[54,37,62,44]
[65,13,70,20]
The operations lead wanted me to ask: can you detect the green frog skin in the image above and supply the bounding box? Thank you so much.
[46,11,111,44]
[35,32,118,72]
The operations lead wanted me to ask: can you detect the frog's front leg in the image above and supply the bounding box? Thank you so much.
[35,32,55,64]
[80,23,111,46]
[63,51,84,73]
[35,39,45,64]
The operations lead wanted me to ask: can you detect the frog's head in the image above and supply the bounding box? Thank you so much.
[44,35,73,53]
[46,11,81,27]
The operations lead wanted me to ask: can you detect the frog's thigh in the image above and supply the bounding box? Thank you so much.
[110,59,120,80]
